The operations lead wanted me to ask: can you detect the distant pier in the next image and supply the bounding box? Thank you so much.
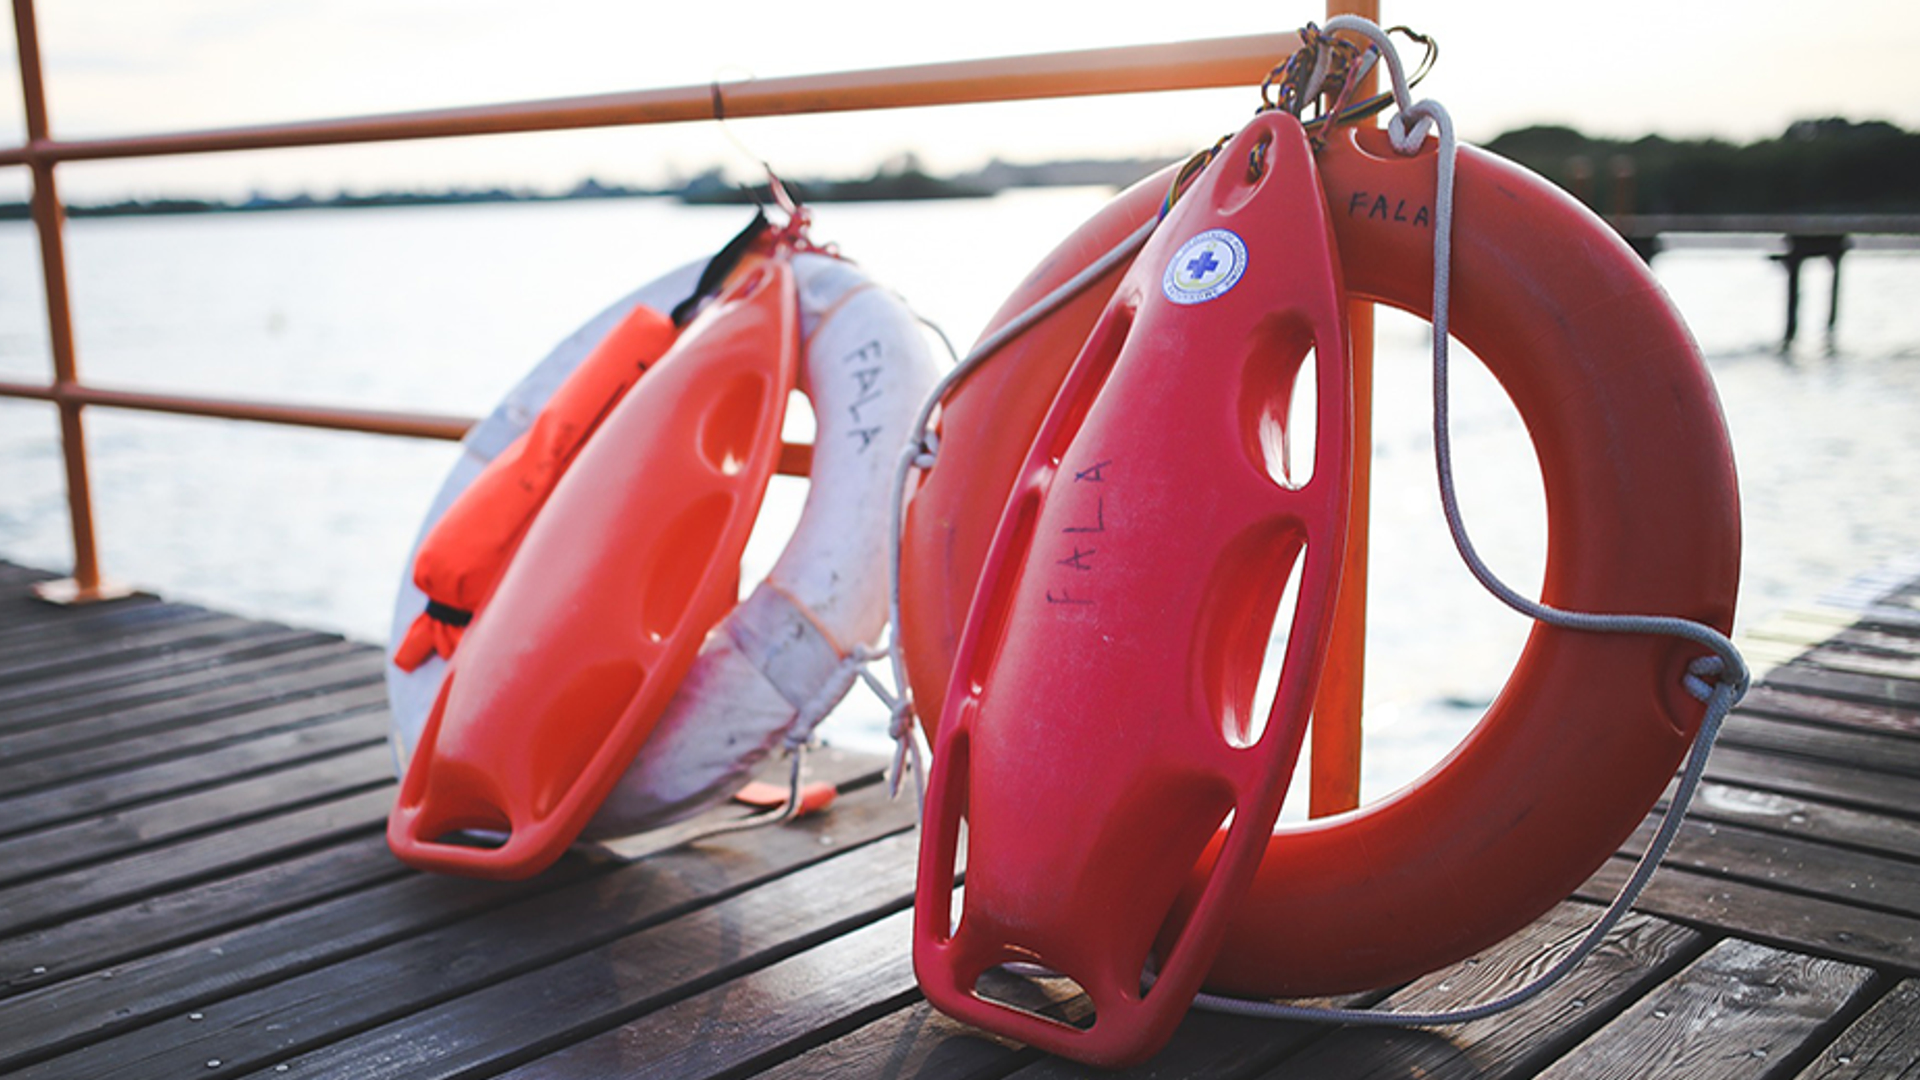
[1609,214,1920,346]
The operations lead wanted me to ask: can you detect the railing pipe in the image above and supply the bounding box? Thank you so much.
[1308,0,1379,817]
[0,34,1299,166]
[9,0,125,603]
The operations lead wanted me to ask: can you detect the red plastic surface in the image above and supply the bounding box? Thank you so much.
[897,165,1175,738]
[913,114,1352,1068]
[388,258,798,879]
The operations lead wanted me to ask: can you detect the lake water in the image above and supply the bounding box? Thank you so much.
[3,191,1918,805]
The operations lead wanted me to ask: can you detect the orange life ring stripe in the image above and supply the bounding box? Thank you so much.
[899,123,1739,1006]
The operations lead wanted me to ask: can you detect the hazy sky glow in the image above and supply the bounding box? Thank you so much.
[3,0,1917,202]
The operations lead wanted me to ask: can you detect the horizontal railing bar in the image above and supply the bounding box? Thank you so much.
[0,377,813,473]
[0,377,476,438]
[0,33,1297,167]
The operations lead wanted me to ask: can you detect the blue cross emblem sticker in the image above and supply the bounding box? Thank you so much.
[1162,228,1248,305]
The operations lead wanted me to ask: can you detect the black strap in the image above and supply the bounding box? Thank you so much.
[671,211,772,327]
[426,599,474,628]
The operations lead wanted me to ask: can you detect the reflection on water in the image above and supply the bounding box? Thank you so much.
[2,196,1917,804]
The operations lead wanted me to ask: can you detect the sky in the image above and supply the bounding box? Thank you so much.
[2,0,1918,203]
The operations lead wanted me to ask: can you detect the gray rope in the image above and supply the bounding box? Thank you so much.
[880,217,1161,808]
[1185,14,1749,1027]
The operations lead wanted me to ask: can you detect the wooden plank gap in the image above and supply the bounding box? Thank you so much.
[1790,976,1920,1078]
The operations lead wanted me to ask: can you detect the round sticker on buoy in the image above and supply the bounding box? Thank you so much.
[1162,229,1248,305]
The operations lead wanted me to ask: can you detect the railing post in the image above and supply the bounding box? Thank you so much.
[11,0,127,603]
[1308,0,1379,817]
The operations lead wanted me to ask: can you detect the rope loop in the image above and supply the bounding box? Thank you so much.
[913,429,941,469]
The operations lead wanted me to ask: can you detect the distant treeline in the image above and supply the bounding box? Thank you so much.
[3,118,1914,220]
[1485,118,1920,215]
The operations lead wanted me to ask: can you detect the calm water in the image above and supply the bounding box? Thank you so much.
[3,192,1918,804]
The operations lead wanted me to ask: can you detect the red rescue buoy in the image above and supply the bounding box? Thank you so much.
[388,255,799,879]
[913,112,1353,1067]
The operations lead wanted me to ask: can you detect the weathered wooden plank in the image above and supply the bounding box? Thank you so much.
[1812,622,1920,655]
[1678,781,1920,862]
[1719,713,1920,780]
[498,909,923,1079]
[0,648,381,764]
[0,785,392,938]
[1792,979,1920,1078]
[0,849,593,1072]
[24,826,922,1080]
[1240,907,1701,1080]
[0,743,392,885]
[0,561,54,584]
[527,932,1111,1080]
[747,1001,1033,1080]
[0,594,174,649]
[0,605,227,677]
[1531,939,1871,1080]
[0,681,390,801]
[1778,646,1920,683]
[1703,743,1920,821]
[0,833,407,999]
[1621,815,1920,919]
[0,609,267,681]
[1739,684,1920,739]
[1580,857,1920,972]
[0,639,374,738]
[0,623,334,711]
[1814,602,1920,636]
[1757,662,1920,712]
[0,748,882,1016]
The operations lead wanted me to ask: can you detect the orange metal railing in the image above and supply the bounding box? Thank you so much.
[2,0,1370,811]
[2,0,1300,602]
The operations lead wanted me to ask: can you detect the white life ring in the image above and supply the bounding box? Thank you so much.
[384,246,939,841]
[590,251,939,834]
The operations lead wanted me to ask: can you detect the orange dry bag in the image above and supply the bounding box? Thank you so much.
[390,302,678,671]
[389,212,774,674]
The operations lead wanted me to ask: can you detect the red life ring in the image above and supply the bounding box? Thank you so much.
[899,118,1740,1028]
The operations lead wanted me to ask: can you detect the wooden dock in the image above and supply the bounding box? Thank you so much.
[2,556,1918,1078]
[1605,213,1920,346]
